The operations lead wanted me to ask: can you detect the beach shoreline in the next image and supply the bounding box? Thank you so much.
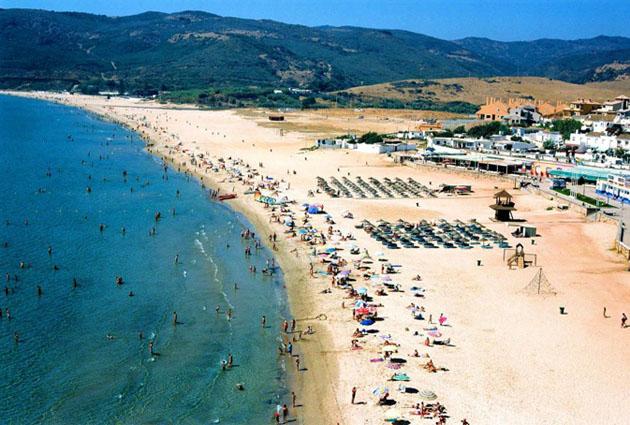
[4,90,629,425]
[0,91,340,424]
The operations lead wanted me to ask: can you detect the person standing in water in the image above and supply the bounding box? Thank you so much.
[261,315,266,327]
[172,311,178,325]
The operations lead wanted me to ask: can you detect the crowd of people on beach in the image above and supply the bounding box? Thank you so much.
[8,94,628,425]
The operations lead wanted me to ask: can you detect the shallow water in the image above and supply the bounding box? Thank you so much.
[0,95,290,424]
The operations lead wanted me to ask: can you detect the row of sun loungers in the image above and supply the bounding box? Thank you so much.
[358,218,510,250]
[316,176,436,199]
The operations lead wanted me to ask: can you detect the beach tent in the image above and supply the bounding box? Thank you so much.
[307,204,324,214]
[418,390,437,401]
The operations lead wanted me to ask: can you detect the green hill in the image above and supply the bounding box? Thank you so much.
[1,9,629,95]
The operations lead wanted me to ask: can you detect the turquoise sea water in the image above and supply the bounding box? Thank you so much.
[0,95,290,424]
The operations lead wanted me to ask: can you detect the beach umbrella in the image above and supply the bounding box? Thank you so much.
[325,247,336,253]
[360,318,374,326]
[371,386,389,396]
[297,229,308,235]
[357,287,368,295]
[354,300,367,308]
[418,390,437,401]
[355,307,370,315]
[381,275,392,282]
[383,409,402,422]
[338,270,351,276]
[427,330,442,338]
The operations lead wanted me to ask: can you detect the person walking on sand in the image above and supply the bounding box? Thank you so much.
[282,404,289,423]
[351,386,357,404]
[622,313,628,328]
[283,320,289,333]
[292,391,296,408]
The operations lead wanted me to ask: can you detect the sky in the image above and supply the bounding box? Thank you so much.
[1,0,629,41]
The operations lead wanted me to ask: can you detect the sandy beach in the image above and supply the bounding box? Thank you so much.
[6,91,629,425]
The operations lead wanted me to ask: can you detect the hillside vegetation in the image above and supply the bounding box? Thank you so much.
[1,9,630,96]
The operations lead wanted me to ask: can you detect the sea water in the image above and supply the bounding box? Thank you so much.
[0,95,290,424]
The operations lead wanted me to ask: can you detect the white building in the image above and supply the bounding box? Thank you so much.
[523,130,563,147]
[350,142,416,154]
[395,130,424,140]
[568,132,625,152]
[317,138,416,154]
[428,136,491,150]
[596,173,630,204]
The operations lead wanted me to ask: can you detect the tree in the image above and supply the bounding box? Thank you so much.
[543,140,556,151]
[358,132,383,144]
[551,119,582,140]
[453,125,466,134]
[301,97,317,109]
[467,121,509,138]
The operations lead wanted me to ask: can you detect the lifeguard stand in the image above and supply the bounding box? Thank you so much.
[490,189,516,221]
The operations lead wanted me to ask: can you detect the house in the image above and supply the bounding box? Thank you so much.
[502,105,542,126]
[536,101,568,118]
[316,138,345,149]
[595,95,630,113]
[577,113,617,132]
[415,120,443,134]
[476,97,524,121]
[395,130,424,140]
[562,99,602,117]
[568,132,627,152]
[523,130,563,148]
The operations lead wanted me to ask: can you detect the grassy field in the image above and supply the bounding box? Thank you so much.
[338,76,630,105]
